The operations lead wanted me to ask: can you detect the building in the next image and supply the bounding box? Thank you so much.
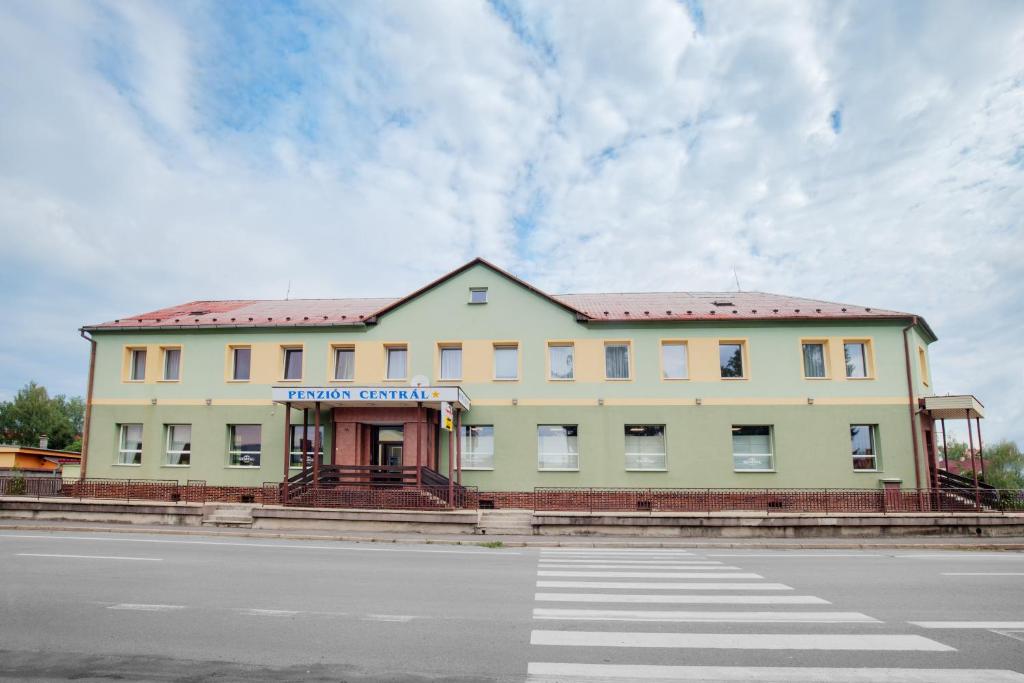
[77,258,977,504]
[0,440,80,484]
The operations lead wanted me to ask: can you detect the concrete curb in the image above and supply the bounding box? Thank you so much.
[1,522,1023,551]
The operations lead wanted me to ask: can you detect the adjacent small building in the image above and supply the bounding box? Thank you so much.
[76,258,979,502]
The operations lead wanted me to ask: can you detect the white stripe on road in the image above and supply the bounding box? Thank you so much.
[526,663,1024,682]
[538,570,762,579]
[16,553,162,561]
[901,554,1024,560]
[530,630,954,651]
[537,581,793,590]
[533,608,877,623]
[534,593,829,604]
[541,549,694,554]
[704,553,882,558]
[537,564,742,570]
[108,604,185,611]
[942,572,1024,576]
[910,621,1024,629]
[0,533,520,555]
[239,609,300,617]
[539,559,723,564]
[363,614,416,622]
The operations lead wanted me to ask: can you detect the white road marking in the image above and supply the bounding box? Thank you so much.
[942,572,1024,576]
[108,603,185,611]
[537,581,793,590]
[538,559,723,564]
[537,564,742,570]
[910,621,1024,629]
[15,553,161,561]
[704,553,882,558]
[529,630,954,651]
[239,609,299,617]
[526,663,1024,682]
[363,614,416,622]
[0,533,520,555]
[541,549,694,554]
[901,554,1024,560]
[537,570,762,579]
[533,608,877,623]
[534,593,829,604]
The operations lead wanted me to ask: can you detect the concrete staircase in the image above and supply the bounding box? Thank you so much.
[478,509,536,535]
[202,504,255,528]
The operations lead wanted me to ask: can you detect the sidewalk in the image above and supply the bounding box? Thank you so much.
[1,519,1023,550]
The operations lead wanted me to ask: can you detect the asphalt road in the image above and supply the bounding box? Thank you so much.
[1,531,1023,682]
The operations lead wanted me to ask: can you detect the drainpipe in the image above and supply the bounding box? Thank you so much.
[902,318,924,503]
[78,329,97,480]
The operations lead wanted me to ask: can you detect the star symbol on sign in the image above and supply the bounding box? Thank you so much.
[431,391,440,398]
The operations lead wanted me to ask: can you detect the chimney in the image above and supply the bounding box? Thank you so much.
[39,434,48,449]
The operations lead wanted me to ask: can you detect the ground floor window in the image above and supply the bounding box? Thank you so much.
[228,425,261,467]
[625,425,666,470]
[460,425,494,469]
[538,425,579,470]
[165,424,191,466]
[289,425,323,468]
[117,424,143,465]
[850,424,878,471]
[732,425,774,471]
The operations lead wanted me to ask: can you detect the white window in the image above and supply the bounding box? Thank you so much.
[538,425,579,470]
[494,345,518,380]
[440,346,462,380]
[605,343,630,379]
[461,425,494,469]
[851,424,878,471]
[469,287,488,304]
[228,424,261,467]
[386,346,407,379]
[802,342,827,378]
[844,342,868,378]
[334,347,354,381]
[282,347,303,380]
[661,342,688,379]
[719,342,745,378]
[290,424,324,468]
[232,347,251,381]
[165,425,191,466]
[732,425,774,471]
[129,349,146,381]
[549,344,574,380]
[625,425,666,470]
[163,348,181,381]
[117,424,143,465]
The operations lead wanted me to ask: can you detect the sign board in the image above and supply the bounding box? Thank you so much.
[440,402,454,432]
[272,386,465,406]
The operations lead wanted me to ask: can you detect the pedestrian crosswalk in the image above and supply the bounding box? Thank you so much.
[526,547,1024,682]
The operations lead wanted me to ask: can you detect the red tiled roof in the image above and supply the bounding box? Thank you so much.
[83,259,924,332]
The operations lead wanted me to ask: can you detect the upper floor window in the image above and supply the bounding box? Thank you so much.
[625,425,666,471]
[851,425,879,471]
[232,347,251,381]
[162,348,181,381]
[605,343,630,380]
[165,424,191,466]
[117,424,143,465]
[661,341,688,380]
[129,348,147,381]
[334,346,355,381]
[549,344,574,380]
[282,347,303,381]
[439,345,462,380]
[228,424,261,467]
[844,341,869,378]
[918,347,929,386]
[469,287,488,304]
[802,342,827,379]
[732,425,774,472]
[461,425,494,469]
[494,344,518,380]
[719,342,746,379]
[386,346,408,380]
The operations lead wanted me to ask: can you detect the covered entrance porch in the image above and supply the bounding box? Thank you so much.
[272,386,473,508]
[920,394,995,510]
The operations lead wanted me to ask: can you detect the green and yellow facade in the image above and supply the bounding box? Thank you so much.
[78,258,942,494]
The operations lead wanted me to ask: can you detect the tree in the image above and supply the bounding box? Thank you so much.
[0,382,84,451]
[958,440,1024,490]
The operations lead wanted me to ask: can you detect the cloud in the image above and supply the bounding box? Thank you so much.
[0,0,1021,443]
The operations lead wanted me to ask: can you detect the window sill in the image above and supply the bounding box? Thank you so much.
[226,465,261,469]
[662,377,690,381]
[124,380,145,384]
[626,468,668,472]
[437,378,462,383]
[604,377,632,382]
[493,377,520,382]
[161,464,191,468]
[278,379,302,383]
[802,376,831,380]
[853,469,880,473]
[733,469,776,473]
[845,376,875,381]
[720,376,749,381]
[226,379,251,383]
[547,378,575,382]
[382,378,408,383]
[329,379,355,383]
[113,463,142,467]
[538,468,580,472]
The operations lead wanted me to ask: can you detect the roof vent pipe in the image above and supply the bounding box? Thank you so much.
[39,434,48,449]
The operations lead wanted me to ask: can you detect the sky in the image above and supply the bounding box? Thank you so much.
[0,0,1021,444]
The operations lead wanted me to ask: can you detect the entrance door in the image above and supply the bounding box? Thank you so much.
[371,426,404,485]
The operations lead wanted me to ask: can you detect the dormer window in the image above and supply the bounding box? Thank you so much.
[469,287,488,304]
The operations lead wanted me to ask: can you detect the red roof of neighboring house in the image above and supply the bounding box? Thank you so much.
[83,258,930,334]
